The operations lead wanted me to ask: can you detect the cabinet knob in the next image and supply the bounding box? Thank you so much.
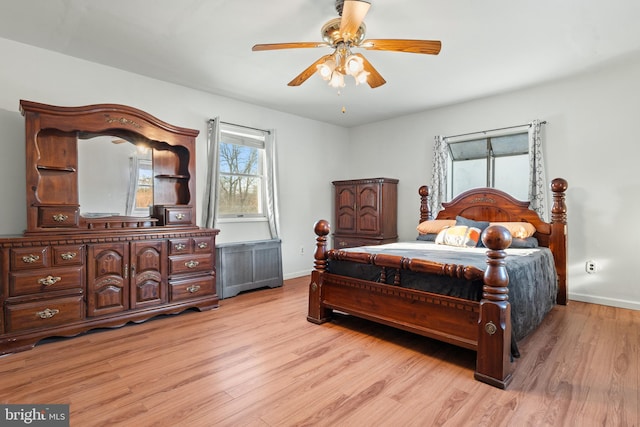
[185,260,200,269]
[60,252,77,261]
[175,213,185,220]
[186,285,201,293]
[37,308,60,319]
[22,254,40,264]
[197,242,208,249]
[38,275,61,287]
[52,213,69,222]
[175,243,186,251]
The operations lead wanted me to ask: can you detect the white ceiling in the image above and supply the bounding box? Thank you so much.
[1,0,639,127]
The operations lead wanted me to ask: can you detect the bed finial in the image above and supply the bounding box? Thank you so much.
[481,225,512,302]
[551,178,568,224]
[550,177,568,305]
[418,185,430,222]
[313,220,330,272]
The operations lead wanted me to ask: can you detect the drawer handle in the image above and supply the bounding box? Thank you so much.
[60,252,77,261]
[37,308,60,319]
[38,275,61,287]
[175,243,186,251]
[175,213,185,220]
[53,213,69,222]
[197,242,208,249]
[186,285,201,293]
[22,254,41,263]
[185,260,200,269]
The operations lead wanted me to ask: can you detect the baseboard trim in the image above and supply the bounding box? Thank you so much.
[569,292,640,311]
[284,270,312,280]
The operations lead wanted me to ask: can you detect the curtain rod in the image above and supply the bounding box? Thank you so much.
[215,119,271,135]
[444,120,547,141]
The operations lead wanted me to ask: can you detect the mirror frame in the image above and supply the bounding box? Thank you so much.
[20,100,199,235]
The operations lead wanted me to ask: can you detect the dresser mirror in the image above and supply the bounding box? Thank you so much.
[78,135,153,218]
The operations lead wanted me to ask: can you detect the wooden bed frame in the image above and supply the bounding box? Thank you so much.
[307,178,568,388]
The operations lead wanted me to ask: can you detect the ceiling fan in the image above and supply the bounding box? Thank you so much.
[252,0,441,89]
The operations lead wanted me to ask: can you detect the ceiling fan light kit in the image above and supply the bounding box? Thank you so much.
[317,42,370,88]
[252,0,441,89]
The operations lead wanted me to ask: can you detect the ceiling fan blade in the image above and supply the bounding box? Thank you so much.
[354,53,386,88]
[252,42,329,51]
[288,54,334,86]
[339,0,371,41]
[360,39,442,55]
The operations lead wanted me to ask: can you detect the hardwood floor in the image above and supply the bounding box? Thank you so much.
[1,276,638,426]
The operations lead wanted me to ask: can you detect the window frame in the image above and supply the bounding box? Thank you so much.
[446,129,529,201]
[216,125,268,222]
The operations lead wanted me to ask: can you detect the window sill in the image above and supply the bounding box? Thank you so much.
[216,216,268,224]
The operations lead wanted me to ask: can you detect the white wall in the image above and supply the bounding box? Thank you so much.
[349,52,640,310]
[0,38,348,279]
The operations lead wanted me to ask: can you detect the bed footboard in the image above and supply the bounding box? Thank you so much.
[308,220,515,388]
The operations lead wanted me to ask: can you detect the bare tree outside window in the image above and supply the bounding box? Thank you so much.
[218,135,264,217]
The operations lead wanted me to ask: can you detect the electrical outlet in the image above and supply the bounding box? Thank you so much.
[585,260,597,274]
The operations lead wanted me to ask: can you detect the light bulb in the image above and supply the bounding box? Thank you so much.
[329,71,345,88]
[355,70,369,85]
[317,59,336,81]
[346,55,364,75]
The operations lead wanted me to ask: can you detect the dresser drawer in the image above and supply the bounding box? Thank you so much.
[11,247,50,270]
[193,236,213,254]
[168,238,191,255]
[169,253,214,275]
[170,276,215,302]
[154,205,193,226]
[52,245,85,266]
[9,266,84,297]
[38,206,80,228]
[5,295,84,333]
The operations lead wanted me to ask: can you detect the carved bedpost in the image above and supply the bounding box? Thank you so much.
[307,220,332,324]
[475,225,514,389]
[419,185,430,223]
[550,178,568,305]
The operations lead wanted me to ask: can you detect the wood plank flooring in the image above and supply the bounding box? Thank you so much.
[0,276,638,426]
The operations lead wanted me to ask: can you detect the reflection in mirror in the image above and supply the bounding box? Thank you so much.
[78,136,153,217]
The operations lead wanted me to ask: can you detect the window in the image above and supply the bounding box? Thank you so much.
[217,124,267,219]
[447,131,529,200]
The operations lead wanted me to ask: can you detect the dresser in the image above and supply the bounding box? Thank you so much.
[332,178,398,248]
[0,100,219,355]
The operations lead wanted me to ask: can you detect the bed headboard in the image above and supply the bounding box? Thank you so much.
[419,178,568,304]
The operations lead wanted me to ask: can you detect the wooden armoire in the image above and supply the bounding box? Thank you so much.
[0,100,219,355]
[332,178,398,248]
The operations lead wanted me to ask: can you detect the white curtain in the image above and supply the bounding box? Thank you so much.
[528,119,548,221]
[201,117,220,228]
[429,135,449,218]
[264,130,280,239]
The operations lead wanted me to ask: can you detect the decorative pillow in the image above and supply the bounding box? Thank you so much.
[510,237,539,248]
[455,216,489,247]
[417,219,456,235]
[490,222,536,239]
[435,225,481,247]
[416,233,437,242]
